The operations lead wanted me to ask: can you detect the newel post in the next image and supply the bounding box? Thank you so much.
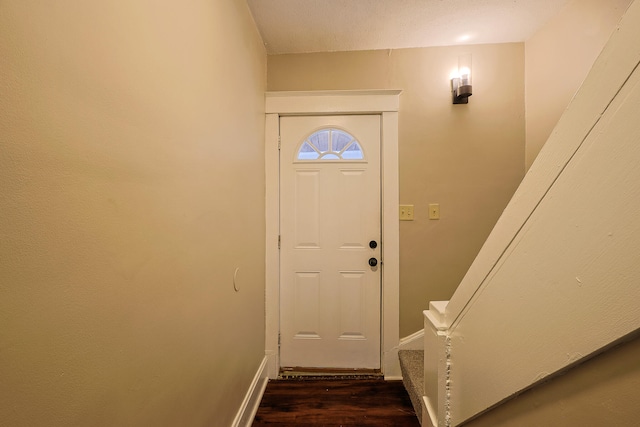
[423,301,450,427]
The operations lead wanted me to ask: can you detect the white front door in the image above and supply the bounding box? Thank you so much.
[279,115,381,369]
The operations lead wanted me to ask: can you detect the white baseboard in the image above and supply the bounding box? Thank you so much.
[265,349,279,379]
[399,329,424,351]
[232,355,269,427]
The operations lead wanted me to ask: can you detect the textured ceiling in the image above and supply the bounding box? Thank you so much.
[247,0,571,54]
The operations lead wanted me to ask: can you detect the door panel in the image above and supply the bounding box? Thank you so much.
[280,115,381,369]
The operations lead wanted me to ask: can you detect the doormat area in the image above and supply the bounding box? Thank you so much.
[279,367,384,380]
[279,374,385,380]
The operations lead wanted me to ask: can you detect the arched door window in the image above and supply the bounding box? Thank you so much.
[296,128,364,161]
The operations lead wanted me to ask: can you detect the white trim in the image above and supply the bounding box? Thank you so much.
[265,90,401,379]
[423,395,438,427]
[264,113,280,379]
[425,301,448,330]
[232,356,269,427]
[381,110,401,379]
[399,329,425,351]
[384,375,404,381]
[424,303,450,427]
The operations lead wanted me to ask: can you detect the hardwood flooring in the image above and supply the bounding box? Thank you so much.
[252,378,420,426]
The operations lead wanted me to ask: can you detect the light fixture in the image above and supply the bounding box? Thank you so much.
[451,54,472,104]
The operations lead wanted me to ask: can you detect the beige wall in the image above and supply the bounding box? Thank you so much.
[464,334,640,427]
[0,1,266,425]
[268,44,525,336]
[525,0,632,169]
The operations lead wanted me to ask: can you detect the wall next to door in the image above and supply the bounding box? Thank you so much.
[0,0,266,425]
[267,44,525,336]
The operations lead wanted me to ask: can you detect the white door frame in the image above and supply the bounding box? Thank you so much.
[265,90,402,379]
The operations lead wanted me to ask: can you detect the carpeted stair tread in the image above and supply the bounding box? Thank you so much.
[399,349,424,425]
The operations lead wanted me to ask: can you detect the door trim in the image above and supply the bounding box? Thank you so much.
[265,90,402,379]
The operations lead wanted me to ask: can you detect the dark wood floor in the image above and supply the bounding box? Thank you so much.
[252,379,420,426]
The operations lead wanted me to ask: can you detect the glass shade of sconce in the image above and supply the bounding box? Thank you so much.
[452,53,472,104]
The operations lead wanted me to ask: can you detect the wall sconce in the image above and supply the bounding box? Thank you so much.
[451,54,472,104]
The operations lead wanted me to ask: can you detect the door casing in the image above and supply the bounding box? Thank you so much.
[265,90,401,379]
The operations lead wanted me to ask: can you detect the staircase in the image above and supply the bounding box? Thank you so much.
[402,3,640,424]
[399,349,424,425]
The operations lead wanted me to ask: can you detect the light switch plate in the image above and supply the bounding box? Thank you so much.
[399,205,414,221]
[429,203,440,220]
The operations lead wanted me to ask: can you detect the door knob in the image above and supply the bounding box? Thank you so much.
[369,240,377,249]
[368,257,378,267]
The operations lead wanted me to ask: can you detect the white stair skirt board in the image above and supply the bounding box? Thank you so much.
[232,356,268,427]
[399,329,425,351]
